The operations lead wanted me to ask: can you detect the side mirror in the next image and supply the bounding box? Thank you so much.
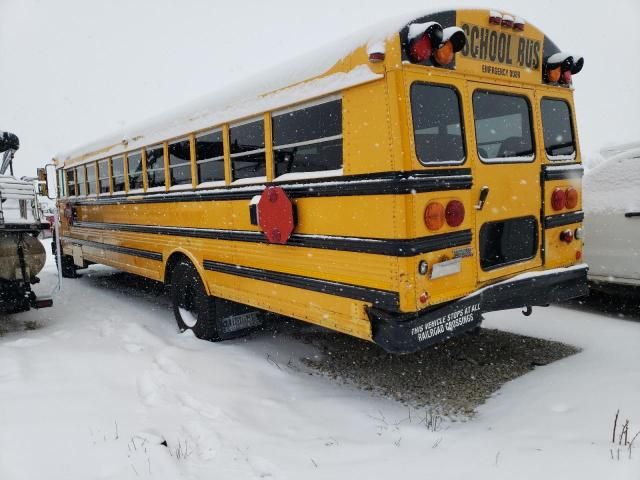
[41,164,58,200]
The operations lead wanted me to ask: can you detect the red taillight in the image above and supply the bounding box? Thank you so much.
[551,188,565,211]
[445,200,465,227]
[419,292,429,304]
[409,34,433,63]
[513,17,525,31]
[560,229,574,243]
[424,202,445,231]
[489,11,502,25]
[565,187,578,209]
[501,15,514,28]
[368,51,385,63]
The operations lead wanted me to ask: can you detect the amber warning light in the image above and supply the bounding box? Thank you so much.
[406,21,467,66]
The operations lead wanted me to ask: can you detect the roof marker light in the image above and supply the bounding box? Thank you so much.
[501,15,514,28]
[489,10,502,25]
[367,41,386,63]
[513,17,525,31]
[368,51,385,63]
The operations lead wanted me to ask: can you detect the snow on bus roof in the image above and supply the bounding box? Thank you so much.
[55,9,445,167]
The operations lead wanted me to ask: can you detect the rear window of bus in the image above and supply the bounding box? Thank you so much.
[473,91,534,162]
[410,83,465,165]
[541,98,575,158]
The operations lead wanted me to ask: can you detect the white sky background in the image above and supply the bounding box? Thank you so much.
[0,0,638,177]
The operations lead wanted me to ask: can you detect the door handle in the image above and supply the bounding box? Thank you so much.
[625,212,640,218]
[475,186,490,210]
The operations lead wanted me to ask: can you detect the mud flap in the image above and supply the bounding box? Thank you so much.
[215,297,264,338]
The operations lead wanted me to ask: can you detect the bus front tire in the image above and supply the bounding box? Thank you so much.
[171,261,221,341]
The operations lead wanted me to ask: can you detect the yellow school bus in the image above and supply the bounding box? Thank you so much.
[51,8,588,353]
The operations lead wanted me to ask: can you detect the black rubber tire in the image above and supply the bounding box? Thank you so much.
[0,284,30,314]
[58,254,80,279]
[171,260,221,341]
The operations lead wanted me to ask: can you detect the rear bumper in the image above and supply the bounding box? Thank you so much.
[369,264,589,354]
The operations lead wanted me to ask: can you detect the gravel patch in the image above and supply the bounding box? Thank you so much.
[291,325,579,417]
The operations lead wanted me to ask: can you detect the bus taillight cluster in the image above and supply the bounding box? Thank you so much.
[407,22,467,66]
[551,187,579,212]
[424,200,465,231]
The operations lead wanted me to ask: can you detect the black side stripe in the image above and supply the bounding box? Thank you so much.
[544,211,584,229]
[61,236,163,261]
[542,165,584,180]
[72,221,472,257]
[66,169,473,206]
[203,259,400,311]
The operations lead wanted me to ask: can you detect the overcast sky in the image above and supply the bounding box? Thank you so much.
[1,0,638,177]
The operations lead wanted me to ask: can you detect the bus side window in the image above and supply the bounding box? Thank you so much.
[195,129,225,184]
[111,155,126,193]
[410,83,466,165]
[272,97,343,178]
[230,119,266,181]
[98,159,110,194]
[127,151,144,191]
[145,145,165,189]
[76,165,86,196]
[65,168,76,197]
[86,162,97,195]
[168,138,192,187]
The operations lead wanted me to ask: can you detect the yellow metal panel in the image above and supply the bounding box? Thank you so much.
[107,157,113,194]
[163,142,170,191]
[384,70,408,172]
[189,134,197,188]
[544,225,583,269]
[141,148,148,191]
[123,153,130,193]
[264,113,274,182]
[222,124,231,185]
[342,80,394,175]
[204,269,373,340]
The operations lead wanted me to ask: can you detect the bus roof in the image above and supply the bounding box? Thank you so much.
[55,8,562,168]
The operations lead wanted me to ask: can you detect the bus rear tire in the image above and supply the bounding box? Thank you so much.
[171,260,222,341]
[58,254,80,278]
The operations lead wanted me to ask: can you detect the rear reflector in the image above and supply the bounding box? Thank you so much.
[33,296,53,309]
[560,229,574,243]
[445,200,465,227]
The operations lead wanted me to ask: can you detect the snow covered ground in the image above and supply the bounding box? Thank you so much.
[0,250,639,480]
